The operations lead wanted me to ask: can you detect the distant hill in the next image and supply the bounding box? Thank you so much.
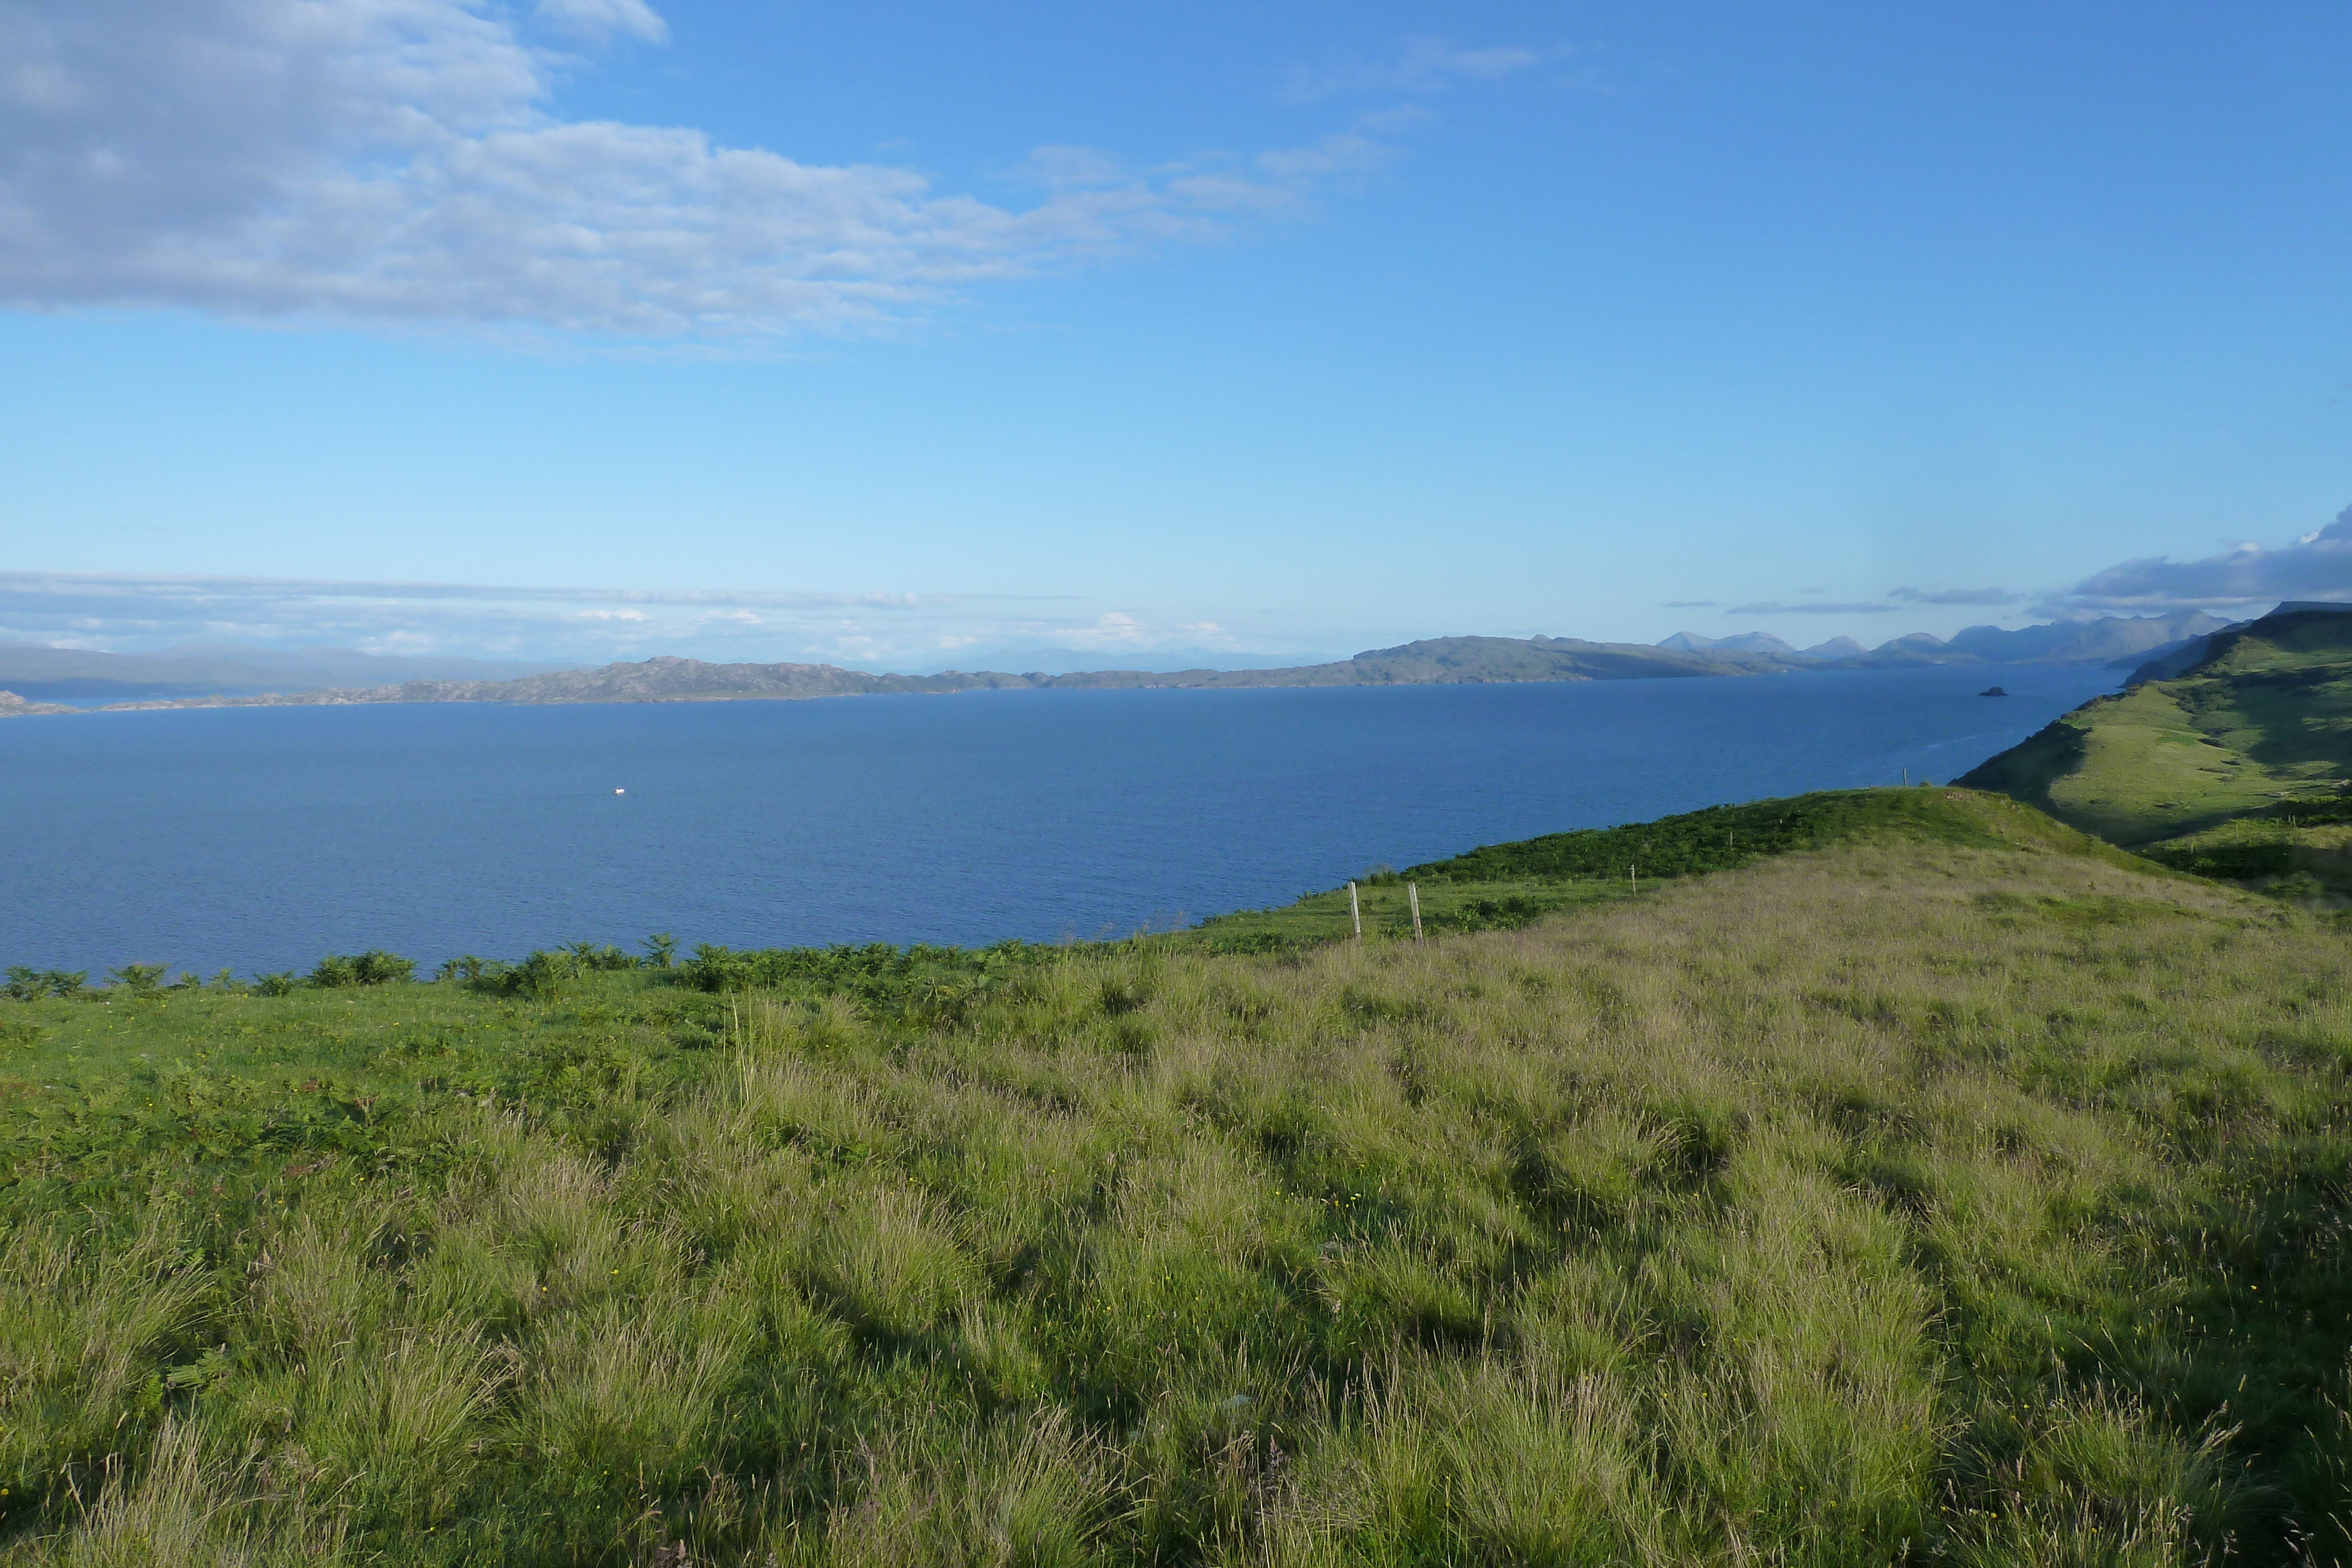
[0,613,2262,719]
[1841,611,2228,667]
[904,644,1314,676]
[1658,629,1875,660]
[62,634,1804,713]
[0,689,71,717]
[1859,631,1962,664]
[0,643,575,701]
[1958,602,2352,891]
[1943,609,2227,666]
[0,613,2240,709]
[1658,630,1810,658]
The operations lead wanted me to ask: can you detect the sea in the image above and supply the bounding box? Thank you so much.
[0,663,2121,977]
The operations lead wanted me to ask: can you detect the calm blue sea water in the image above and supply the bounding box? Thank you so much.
[0,665,2120,976]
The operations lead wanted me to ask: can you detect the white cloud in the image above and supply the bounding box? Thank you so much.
[2058,503,2352,611]
[0,0,1446,341]
[1015,145,1134,190]
[1252,132,1390,183]
[1285,36,1542,101]
[533,0,664,46]
[1889,586,2019,606]
[1060,611,1151,650]
[0,570,1274,670]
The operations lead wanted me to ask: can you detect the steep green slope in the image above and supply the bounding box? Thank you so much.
[1959,604,2352,887]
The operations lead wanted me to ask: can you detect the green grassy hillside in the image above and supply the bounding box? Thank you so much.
[1959,605,2352,892]
[4,788,2348,1565]
[1182,785,2140,950]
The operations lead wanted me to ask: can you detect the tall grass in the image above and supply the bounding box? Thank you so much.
[2,830,2348,1563]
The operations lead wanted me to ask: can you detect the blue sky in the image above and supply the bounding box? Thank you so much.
[4,0,2350,669]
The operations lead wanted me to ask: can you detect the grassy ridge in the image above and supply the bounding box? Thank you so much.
[1406,783,2042,878]
[2,790,2348,1563]
[1184,785,2144,950]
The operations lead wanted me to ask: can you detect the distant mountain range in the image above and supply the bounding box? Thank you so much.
[0,610,2250,718]
[1658,610,2225,667]
[1658,630,1866,660]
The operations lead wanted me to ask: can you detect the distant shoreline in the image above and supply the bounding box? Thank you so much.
[0,624,2189,720]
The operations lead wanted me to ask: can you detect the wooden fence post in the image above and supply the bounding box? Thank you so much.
[1409,883,1423,942]
[1349,881,1363,943]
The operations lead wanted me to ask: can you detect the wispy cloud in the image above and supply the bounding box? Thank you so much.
[1890,586,2019,606]
[533,0,666,45]
[2054,503,2352,612]
[1661,599,1719,609]
[0,570,1255,670]
[1284,36,1544,101]
[1725,600,1900,616]
[0,0,1459,343]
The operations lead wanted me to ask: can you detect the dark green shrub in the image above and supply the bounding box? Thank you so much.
[1192,930,1305,955]
[352,950,415,985]
[473,949,573,999]
[309,954,360,988]
[310,951,414,988]
[255,972,298,997]
[2269,871,2328,902]
[106,963,167,995]
[520,950,572,998]
[674,940,1039,1021]
[41,970,86,998]
[3,966,41,1001]
[643,932,678,969]
[681,942,739,989]
[2143,840,2297,882]
[2260,795,2352,825]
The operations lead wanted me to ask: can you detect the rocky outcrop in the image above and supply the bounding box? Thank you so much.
[0,689,74,717]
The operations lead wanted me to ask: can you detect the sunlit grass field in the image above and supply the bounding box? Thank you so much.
[3,790,2350,1564]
